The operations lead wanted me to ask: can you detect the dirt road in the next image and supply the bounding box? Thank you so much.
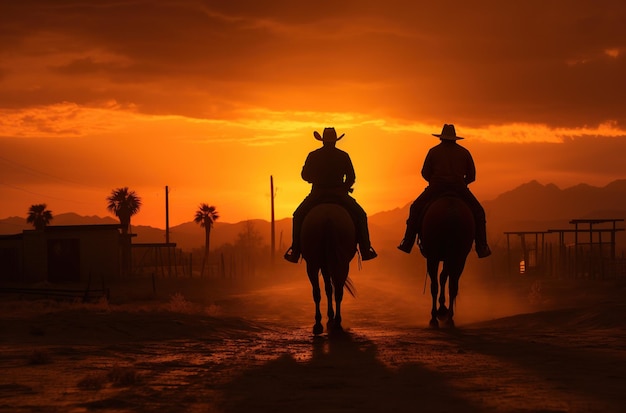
[1,272,625,412]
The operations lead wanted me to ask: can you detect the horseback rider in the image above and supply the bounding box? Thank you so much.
[284,127,378,263]
[398,124,491,258]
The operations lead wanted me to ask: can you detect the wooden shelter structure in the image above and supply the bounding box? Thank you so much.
[503,231,550,276]
[548,219,624,279]
[132,242,182,277]
[505,218,625,279]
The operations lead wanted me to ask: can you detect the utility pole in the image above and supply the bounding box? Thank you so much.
[165,185,170,244]
[270,175,275,264]
[165,185,172,276]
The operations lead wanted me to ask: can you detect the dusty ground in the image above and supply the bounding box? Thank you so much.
[1,264,625,413]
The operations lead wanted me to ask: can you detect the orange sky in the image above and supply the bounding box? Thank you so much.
[1,1,625,228]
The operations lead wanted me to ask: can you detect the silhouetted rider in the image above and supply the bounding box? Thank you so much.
[284,127,377,263]
[398,124,491,258]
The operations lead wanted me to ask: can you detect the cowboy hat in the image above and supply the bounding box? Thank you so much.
[432,124,463,140]
[314,127,345,142]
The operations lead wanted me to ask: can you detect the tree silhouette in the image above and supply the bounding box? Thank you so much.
[235,220,264,277]
[194,203,219,277]
[27,203,53,230]
[235,220,263,250]
[107,187,141,276]
[106,187,142,234]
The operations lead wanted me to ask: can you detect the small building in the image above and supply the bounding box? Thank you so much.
[0,224,123,283]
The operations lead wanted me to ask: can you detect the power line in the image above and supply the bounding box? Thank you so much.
[0,154,105,206]
[0,155,91,187]
[0,181,92,205]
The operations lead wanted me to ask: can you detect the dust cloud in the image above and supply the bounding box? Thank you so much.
[99,249,558,331]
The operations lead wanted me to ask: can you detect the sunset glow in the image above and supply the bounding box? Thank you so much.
[1,1,625,227]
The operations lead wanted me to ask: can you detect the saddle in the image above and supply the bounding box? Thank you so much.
[306,189,356,222]
[417,191,466,231]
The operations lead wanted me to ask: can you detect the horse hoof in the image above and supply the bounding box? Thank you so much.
[437,306,449,320]
[429,319,439,329]
[444,319,455,328]
[331,323,343,333]
[313,323,324,335]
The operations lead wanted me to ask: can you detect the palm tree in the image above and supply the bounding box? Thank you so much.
[194,204,219,277]
[106,187,142,234]
[26,203,53,230]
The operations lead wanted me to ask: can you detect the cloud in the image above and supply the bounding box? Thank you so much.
[1,0,625,127]
[464,121,626,143]
[0,102,136,138]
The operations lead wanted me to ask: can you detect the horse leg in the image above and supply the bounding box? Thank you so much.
[444,259,466,328]
[321,268,335,330]
[427,259,440,328]
[334,262,350,330]
[333,283,345,333]
[307,263,324,335]
[437,266,449,320]
[446,273,461,328]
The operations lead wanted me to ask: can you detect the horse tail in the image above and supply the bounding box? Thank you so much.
[344,276,357,297]
[326,219,357,298]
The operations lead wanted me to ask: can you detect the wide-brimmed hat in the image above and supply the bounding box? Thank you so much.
[432,124,463,140]
[314,127,345,142]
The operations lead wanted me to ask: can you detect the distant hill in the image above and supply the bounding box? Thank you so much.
[0,212,294,253]
[485,179,626,235]
[0,213,119,235]
[332,179,626,249]
[163,218,294,252]
[3,179,626,251]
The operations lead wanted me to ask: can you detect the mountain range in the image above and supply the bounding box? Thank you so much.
[2,179,626,252]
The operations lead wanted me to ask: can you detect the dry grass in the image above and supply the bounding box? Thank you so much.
[77,365,141,391]
[77,373,107,391]
[27,349,51,365]
[107,366,141,387]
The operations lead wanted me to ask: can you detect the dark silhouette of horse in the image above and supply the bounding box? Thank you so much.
[421,195,475,328]
[300,203,357,335]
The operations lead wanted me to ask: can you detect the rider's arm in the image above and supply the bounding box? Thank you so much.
[464,152,476,185]
[344,155,356,190]
[421,150,433,182]
[301,153,314,183]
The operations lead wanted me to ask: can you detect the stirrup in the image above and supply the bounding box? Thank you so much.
[397,239,413,253]
[360,246,378,261]
[476,244,492,258]
[284,247,300,263]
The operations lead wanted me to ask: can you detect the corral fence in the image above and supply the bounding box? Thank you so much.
[505,219,626,279]
[131,244,273,279]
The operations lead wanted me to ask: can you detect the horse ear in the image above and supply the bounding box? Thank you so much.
[313,131,323,141]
